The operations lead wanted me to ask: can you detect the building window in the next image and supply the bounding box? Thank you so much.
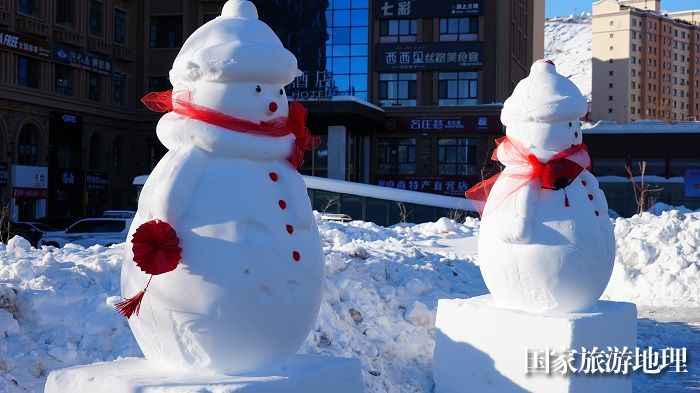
[378,138,416,174]
[18,0,39,17]
[326,0,369,100]
[112,136,123,171]
[89,73,102,101]
[89,1,103,37]
[55,65,73,96]
[17,56,39,89]
[439,17,478,41]
[378,73,416,107]
[608,108,613,114]
[150,16,183,48]
[56,0,75,28]
[609,70,613,76]
[608,96,613,101]
[89,133,102,170]
[18,124,39,165]
[113,72,125,106]
[608,83,613,88]
[437,138,476,176]
[438,72,478,106]
[379,19,417,43]
[148,76,171,93]
[114,9,126,44]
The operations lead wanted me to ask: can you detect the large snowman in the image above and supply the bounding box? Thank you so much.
[469,60,615,314]
[118,0,324,374]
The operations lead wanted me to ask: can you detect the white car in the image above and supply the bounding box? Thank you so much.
[39,217,133,248]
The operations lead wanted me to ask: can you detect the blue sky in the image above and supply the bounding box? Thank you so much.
[546,0,700,18]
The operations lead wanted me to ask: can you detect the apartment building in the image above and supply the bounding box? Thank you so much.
[368,0,544,197]
[592,0,700,122]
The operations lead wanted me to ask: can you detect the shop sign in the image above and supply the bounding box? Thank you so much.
[376,42,482,71]
[375,0,483,19]
[0,163,7,187]
[376,176,470,196]
[685,169,700,197]
[11,165,48,189]
[12,187,48,199]
[385,115,501,132]
[59,169,80,187]
[286,70,336,101]
[11,165,48,199]
[0,29,51,60]
[85,171,108,191]
[52,43,112,76]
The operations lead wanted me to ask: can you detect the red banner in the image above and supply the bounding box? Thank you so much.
[12,187,48,199]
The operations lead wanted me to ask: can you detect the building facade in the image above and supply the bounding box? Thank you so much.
[367,0,544,196]
[0,0,162,221]
[591,0,700,122]
[0,0,544,223]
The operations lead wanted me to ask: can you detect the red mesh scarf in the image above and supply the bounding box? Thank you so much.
[465,136,591,217]
[141,90,319,169]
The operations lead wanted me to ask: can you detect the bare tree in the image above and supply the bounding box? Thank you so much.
[320,195,340,214]
[625,161,663,215]
[396,201,410,223]
[447,207,464,222]
[0,202,11,244]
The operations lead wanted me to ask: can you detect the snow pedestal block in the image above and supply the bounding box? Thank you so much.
[45,355,364,393]
[433,295,637,393]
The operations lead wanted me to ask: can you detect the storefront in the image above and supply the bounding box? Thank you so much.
[11,165,49,221]
[372,107,503,197]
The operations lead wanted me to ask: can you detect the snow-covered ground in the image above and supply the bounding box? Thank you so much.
[545,14,592,99]
[1,210,698,392]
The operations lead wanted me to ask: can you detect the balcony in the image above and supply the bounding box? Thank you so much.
[87,37,112,56]
[0,10,11,26]
[113,45,134,62]
[15,15,50,38]
[53,26,85,47]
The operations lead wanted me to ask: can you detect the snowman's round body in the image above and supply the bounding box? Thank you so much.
[120,0,324,374]
[476,60,616,314]
[121,114,324,374]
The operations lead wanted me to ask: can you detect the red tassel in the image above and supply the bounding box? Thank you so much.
[116,289,146,318]
[564,189,570,207]
[116,276,153,319]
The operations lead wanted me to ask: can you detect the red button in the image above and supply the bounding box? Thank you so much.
[279,200,287,209]
[286,224,294,234]
[595,211,600,216]
[588,194,593,200]
[292,251,301,261]
[269,172,278,181]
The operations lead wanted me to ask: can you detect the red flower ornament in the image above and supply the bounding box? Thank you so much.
[116,219,181,318]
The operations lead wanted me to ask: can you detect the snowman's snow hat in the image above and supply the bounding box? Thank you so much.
[169,0,301,86]
[501,59,587,126]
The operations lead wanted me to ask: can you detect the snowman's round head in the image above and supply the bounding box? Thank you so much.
[168,0,301,124]
[501,60,588,160]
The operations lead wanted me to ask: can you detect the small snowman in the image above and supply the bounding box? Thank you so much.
[467,60,615,314]
[117,0,324,374]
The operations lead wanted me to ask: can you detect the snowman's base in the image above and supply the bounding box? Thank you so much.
[433,295,636,393]
[45,355,364,393]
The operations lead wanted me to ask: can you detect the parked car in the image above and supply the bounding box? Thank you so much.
[34,216,79,231]
[5,222,57,247]
[39,217,133,248]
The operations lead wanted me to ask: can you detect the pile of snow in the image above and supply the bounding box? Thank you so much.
[0,210,698,392]
[545,14,592,99]
[602,210,700,307]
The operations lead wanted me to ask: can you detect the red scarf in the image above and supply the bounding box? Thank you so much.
[465,136,591,217]
[141,90,319,169]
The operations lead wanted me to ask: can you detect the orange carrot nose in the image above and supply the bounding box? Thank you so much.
[269,102,278,112]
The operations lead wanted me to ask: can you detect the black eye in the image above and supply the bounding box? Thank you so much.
[255,85,261,93]
[569,122,572,127]
[279,88,284,95]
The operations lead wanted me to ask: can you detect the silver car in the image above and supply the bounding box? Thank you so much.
[39,217,133,248]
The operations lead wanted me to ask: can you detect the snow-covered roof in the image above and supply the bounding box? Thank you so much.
[329,95,384,112]
[583,120,700,134]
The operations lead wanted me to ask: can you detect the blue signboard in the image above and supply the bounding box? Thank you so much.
[685,169,700,197]
[51,43,112,76]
